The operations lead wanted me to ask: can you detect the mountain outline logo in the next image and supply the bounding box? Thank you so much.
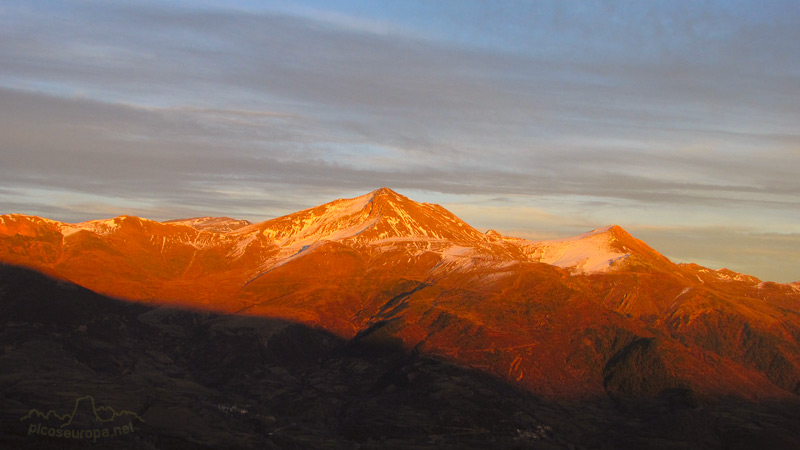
[20,395,144,442]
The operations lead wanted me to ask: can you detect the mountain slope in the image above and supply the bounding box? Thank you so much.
[2,188,800,402]
[6,263,800,450]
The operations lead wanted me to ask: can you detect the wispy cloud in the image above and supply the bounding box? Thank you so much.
[630,225,800,283]
[0,1,798,280]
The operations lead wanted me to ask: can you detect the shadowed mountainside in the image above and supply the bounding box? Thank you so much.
[2,188,800,404]
[2,264,800,450]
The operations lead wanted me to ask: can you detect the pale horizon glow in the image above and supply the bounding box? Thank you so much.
[0,1,798,282]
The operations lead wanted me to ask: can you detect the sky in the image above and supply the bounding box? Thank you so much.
[0,0,798,282]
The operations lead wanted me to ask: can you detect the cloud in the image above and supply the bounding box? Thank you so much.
[0,1,798,280]
[630,225,800,283]
[2,84,798,224]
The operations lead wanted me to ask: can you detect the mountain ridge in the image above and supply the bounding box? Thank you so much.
[2,188,800,401]
[0,188,715,278]
[1,188,792,282]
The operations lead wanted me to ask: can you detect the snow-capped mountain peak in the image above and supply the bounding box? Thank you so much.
[520,225,631,273]
[246,188,487,248]
[512,224,674,274]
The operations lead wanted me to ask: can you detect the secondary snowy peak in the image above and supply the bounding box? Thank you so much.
[517,226,629,273]
[515,225,673,274]
[247,188,487,248]
[164,217,252,233]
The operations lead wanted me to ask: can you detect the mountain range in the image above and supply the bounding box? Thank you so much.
[2,187,800,448]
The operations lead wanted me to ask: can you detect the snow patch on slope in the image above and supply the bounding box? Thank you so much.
[63,218,122,236]
[257,193,375,246]
[165,217,251,232]
[428,244,517,275]
[228,232,259,258]
[522,226,630,274]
